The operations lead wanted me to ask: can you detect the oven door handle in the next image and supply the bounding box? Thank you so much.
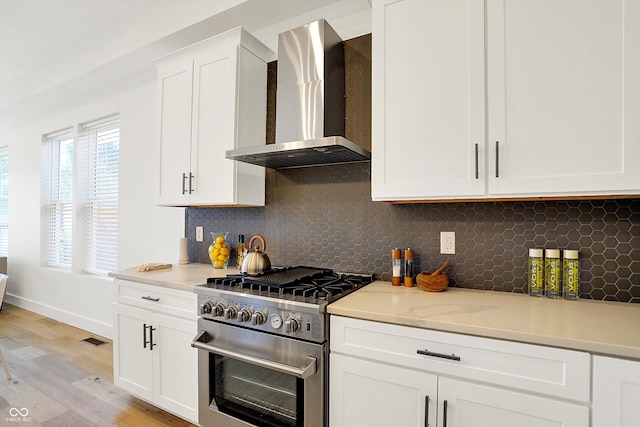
[191,330,317,379]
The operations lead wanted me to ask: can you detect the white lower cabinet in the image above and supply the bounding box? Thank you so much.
[113,280,198,423]
[592,355,640,427]
[330,316,590,427]
[438,377,588,427]
[331,353,438,426]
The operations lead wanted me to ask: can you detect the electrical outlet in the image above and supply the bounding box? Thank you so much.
[440,231,455,254]
[196,226,204,242]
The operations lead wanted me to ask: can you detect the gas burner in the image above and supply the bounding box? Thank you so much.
[290,272,374,301]
[203,267,374,302]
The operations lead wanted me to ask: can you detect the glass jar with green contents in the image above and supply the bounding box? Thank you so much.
[528,248,544,296]
[545,249,561,299]
[563,250,579,300]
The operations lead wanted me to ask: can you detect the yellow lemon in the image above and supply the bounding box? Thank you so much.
[216,235,226,244]
[220,247,231,256]
[213,260,225,268]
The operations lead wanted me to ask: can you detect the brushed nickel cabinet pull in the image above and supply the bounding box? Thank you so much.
[141,296,160,302]
[189,173,194,194]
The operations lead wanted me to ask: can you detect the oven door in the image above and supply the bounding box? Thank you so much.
[192,318,325,427]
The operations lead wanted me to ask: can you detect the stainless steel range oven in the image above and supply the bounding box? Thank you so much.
[192,267,373,427]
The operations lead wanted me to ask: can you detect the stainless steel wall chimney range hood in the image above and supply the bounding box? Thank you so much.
[226,19,371,169]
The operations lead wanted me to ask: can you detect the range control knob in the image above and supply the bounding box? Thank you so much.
[212,303,226,317]
[285,316,301,334]
[251,310,267,325]
[201,301,213,315]
[224,306,238,320]
[238,307,254,323]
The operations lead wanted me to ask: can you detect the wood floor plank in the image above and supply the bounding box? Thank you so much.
[37,354,91,383]
[0,393,9,409]
[0,304,196,426]
[42,410,93,427]
[0,375,69,423]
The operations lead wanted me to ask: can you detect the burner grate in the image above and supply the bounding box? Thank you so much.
[202,268,375,301]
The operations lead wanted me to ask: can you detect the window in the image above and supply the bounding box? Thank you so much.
[41,129,74,269]
[0,147,8,256]
[78,115,120,275]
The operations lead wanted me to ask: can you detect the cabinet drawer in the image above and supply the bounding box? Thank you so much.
[330,316,590,403]
[115,279,196,319]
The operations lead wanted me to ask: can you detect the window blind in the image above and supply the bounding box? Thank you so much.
[78,114,120,275]
[0,147,8,257]
[41,129,74,269]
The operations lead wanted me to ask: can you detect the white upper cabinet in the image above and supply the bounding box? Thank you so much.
[154,27,273,206]
[372,0,486,201]
[372,0,640,201]
[487,0,640,197]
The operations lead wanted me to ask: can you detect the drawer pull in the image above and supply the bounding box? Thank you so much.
[141,296,160,302]
[417,349,461,362]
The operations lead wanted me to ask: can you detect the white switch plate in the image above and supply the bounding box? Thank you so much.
[440,231,455,254]
[196,226,204,242]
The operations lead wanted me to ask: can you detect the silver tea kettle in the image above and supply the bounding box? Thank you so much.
[241,235,271,275]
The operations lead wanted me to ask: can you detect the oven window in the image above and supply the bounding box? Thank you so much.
[209,354,304,427]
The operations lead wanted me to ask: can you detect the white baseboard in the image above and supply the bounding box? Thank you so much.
[5,293,113,339]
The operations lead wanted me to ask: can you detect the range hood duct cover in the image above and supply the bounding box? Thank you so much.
[226,19,370,169]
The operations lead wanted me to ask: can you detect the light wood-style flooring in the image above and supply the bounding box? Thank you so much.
[0,304,196,426]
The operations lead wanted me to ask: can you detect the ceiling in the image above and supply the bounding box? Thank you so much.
[0,0,155,86]
[0,0,371,132]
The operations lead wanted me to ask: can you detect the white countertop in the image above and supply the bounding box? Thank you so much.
[109,263,238,292]
[327,281,640,360]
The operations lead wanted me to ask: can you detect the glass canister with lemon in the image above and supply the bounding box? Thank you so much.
[209,232,231,268]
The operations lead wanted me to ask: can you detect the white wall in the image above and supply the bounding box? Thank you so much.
[0,0,371,339]
[3,82,184,338]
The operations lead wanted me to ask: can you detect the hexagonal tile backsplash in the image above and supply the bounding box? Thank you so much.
[186,34,639,303]
[187,164,640,303]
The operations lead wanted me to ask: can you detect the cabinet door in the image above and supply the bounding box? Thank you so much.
[372,0,486,201]
[152,313,198,423]
[190,45,237,205]
[156,60,193,206]
[487,0,640,197]
[593,355,640,427]
[113,304,153,401]
[438,377,589,427]
[330,353,437,427]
